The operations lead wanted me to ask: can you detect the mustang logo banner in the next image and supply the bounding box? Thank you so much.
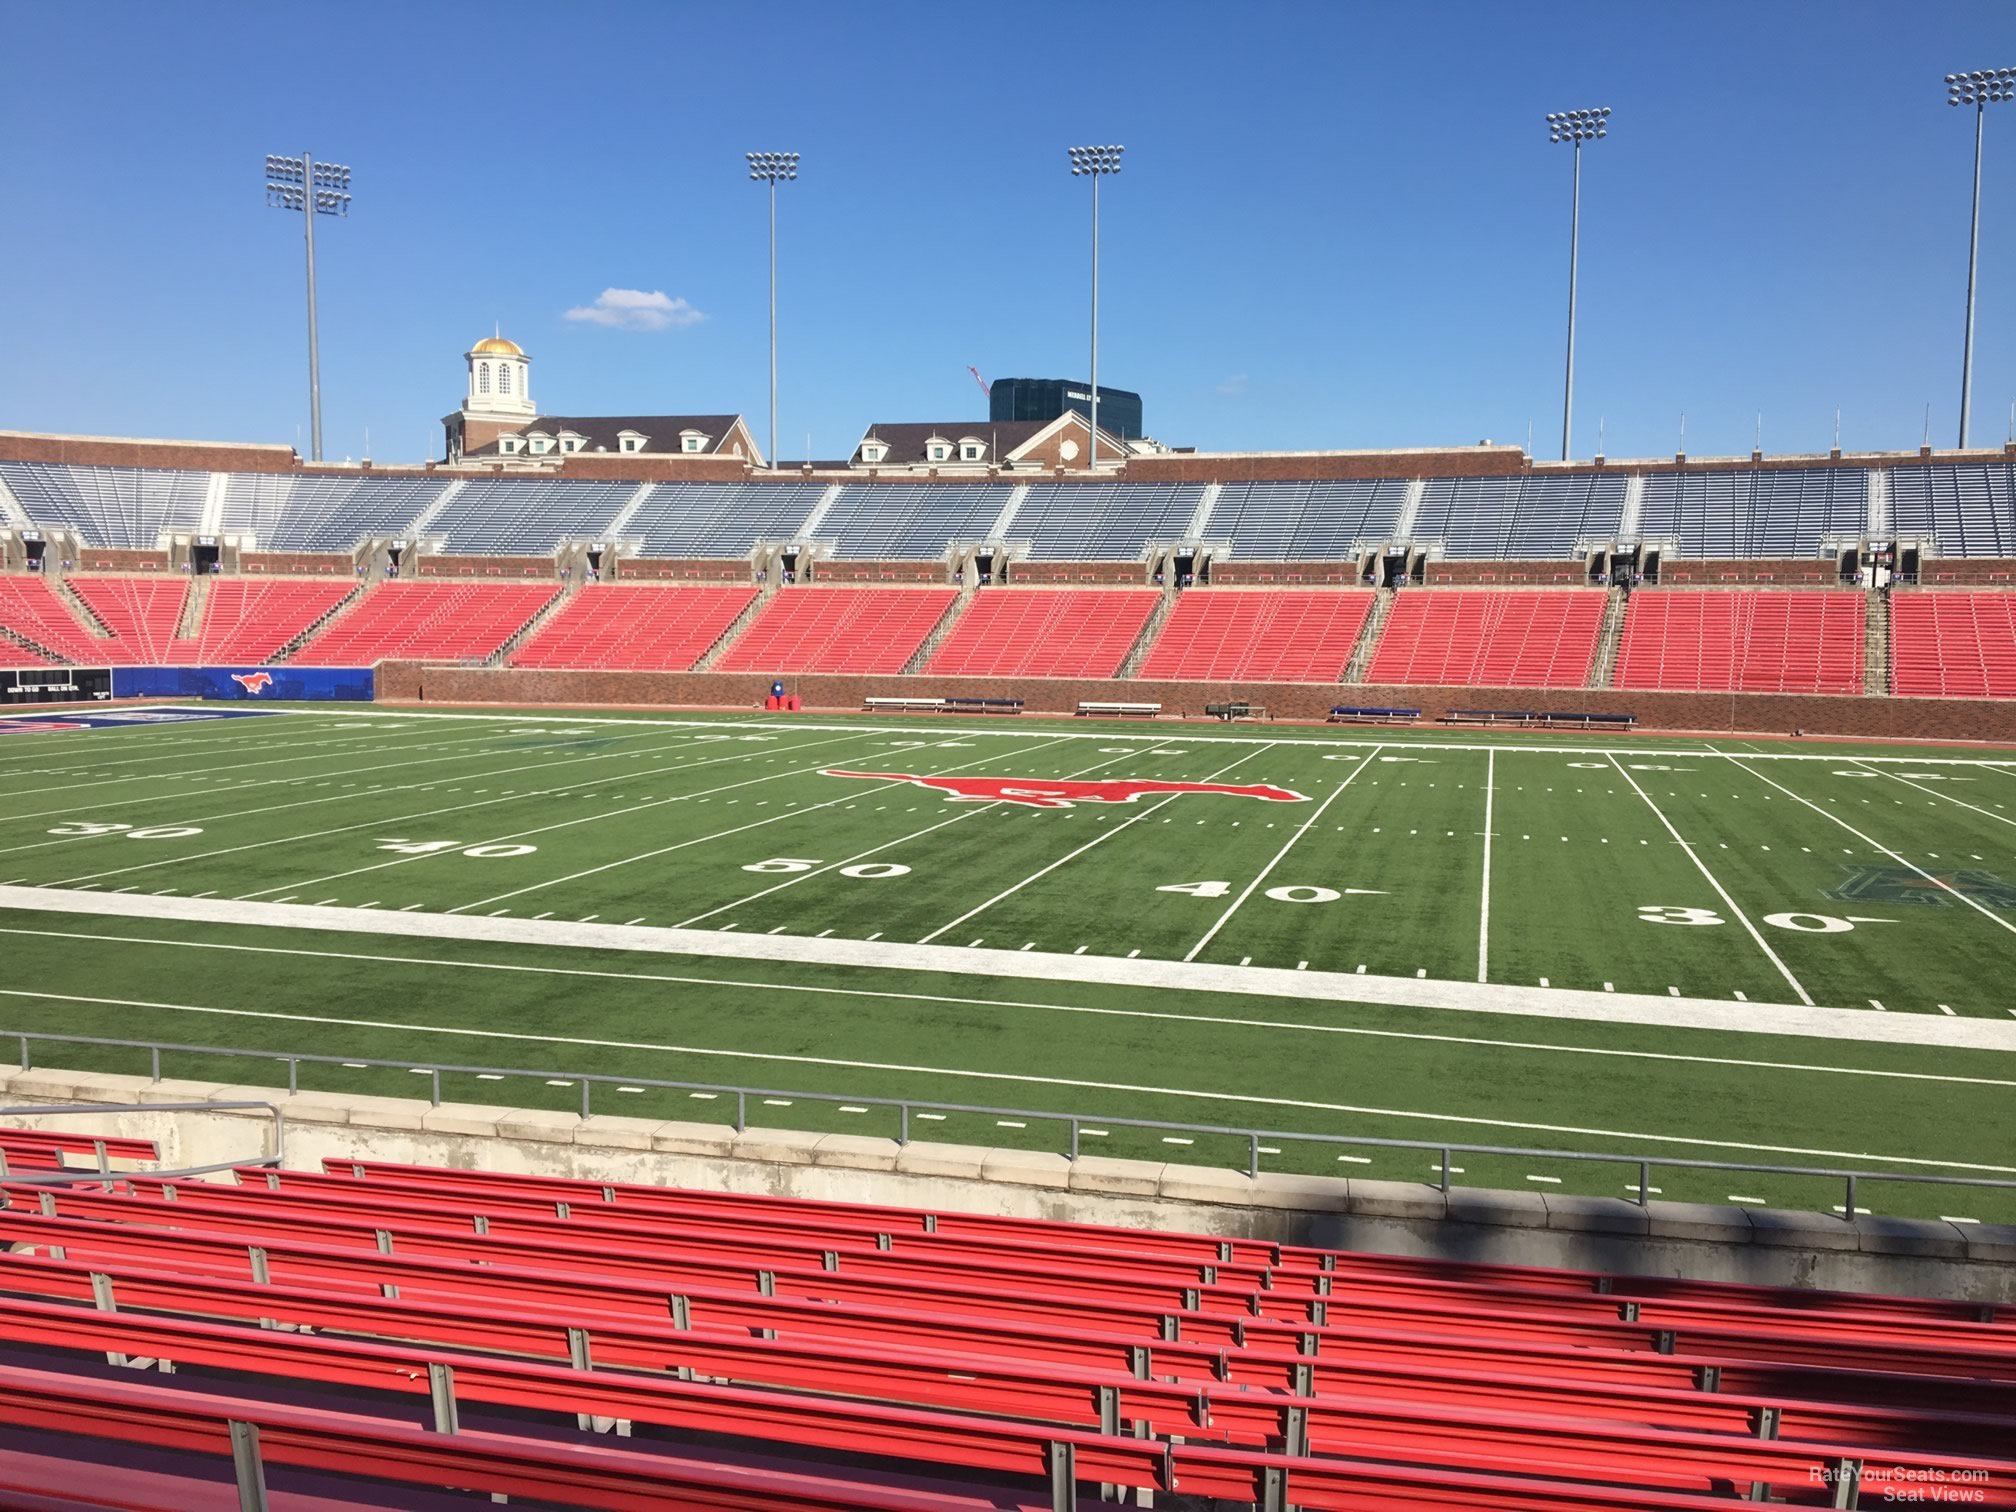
[821,769,1309,810]
[229,672,275,694]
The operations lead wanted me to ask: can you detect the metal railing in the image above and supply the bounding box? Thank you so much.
[8,1029,2013,1220]
[0,1098,285,1184]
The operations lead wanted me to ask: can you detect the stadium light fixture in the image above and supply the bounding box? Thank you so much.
[264,152,351,464]
[1069,145,1125,469]
[1545,108,1609,461]
[747,151,799,470]
[1948,69,2015,449]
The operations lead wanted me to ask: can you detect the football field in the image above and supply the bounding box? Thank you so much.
[1,704,2013,1222]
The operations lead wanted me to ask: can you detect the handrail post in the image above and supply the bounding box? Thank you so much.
[228,1420,269,1512]
[149,1046,161,1084]
[580,1080,591,1121]
[1068,1118,1079,1162]
[286,1058,297,1096]
[1439,1147,1452,1193]
[1248,1132,1260,1179]
[1637,1159,1652,1207]
[428,1069,441,1107]
[898,1103,909,1146]
[1843,1173,1858,1221]
[17,1035,28,1072]
[735,1090,746,1133]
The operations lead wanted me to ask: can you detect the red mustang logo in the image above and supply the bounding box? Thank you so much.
[229,673,274,695]
[821,769,1308,810]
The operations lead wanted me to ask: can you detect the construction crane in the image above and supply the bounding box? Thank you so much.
[967,366,990,398]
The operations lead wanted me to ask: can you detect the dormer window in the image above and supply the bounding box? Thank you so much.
[679,430,709,454]
[498,436,520,455]
[959,438,985,463]
[618,430,647,453]
[926,436,952,463]
[859,442,888,465]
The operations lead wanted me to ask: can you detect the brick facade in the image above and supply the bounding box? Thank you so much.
[1658,559,1842,586]
[375,662,2016,742]
[815,560,952,583]
[614,558,752,582]
[73,550,170,572]
[417,554,556,579]
[1009,561,1149,585]
[1423,560,1590,586]
[241,552,353,576]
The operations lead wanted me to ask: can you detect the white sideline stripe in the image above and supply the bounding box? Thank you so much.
[1477,749,1494,983]
[0,977,2002,1174]
[1605,754,1813,1007]
[1183,747,1376,963]
[8,921,2011,1088]
[1731,759,2016,943]
[307,709,2016,766]
[7,887,2015,1062]
[923,742,1258,946]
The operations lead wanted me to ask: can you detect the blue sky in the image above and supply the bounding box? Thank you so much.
[1,1,2011,465]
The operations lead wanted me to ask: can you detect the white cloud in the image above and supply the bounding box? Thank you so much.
[563,288,704,331]
[1216,373,1250,397]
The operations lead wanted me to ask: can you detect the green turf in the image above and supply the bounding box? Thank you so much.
[1,704,2012,1222]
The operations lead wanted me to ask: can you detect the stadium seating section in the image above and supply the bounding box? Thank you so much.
[0,576,114,664]
[1365,590,1605,688]
[0,1137,2011,1509]
[925,589,1159,678]
[1139,589,1375,682]
[66,576,188,664]
[1613,590,1865,694]
[509,583,758,671]
[288,581,558,666]
[189,578,356,664]
[1891,591,2016,698]
[715,587,958,674]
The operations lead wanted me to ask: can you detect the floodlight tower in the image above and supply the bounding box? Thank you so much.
[1545,108,1609,461]
[1948,68,2015,449]
[747,151,799,470]
[264,153,352,464]
[1069,145,1124,469]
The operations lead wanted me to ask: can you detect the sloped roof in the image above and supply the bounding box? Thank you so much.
[853,421,1050,465]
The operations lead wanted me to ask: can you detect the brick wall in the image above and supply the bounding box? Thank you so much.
[615,558,752,582]
[1658,559,1841,586]
[74,550,170,572]
[1423,561,1590,585]
[241,552,353,576]
[0,431,298,472]
[815,560,952,583]
[1127,448,1529,481]
[375,662,2016,742]
[1209,563,1362,585]
[560,454,749,482]
[417,554,555,579]
[1920,558,2016,585]
[1010,561,1148,585]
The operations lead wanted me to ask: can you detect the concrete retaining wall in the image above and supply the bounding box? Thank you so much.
[4,1069,2010,1304]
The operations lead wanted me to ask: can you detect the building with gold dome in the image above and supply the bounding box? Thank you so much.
[441,332,759,468]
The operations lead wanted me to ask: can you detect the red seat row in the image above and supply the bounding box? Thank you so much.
[1891,591,2016,698]
[510,583,759,670]
[1366,590,1606,688]
[1138,589,1375,682]
[1613,590,1865,694]
[717,587,959,674]
[923,589,1159,678]
[288,581,558,666]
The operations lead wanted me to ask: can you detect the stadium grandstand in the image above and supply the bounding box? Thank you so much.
[7,13,2016,1505]
[5,441,2015,729]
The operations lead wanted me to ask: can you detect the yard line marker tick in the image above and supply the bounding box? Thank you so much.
[1938,1004,1956,1016]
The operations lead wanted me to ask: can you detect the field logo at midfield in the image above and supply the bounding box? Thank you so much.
[820,769,1309,810]
[230,672,275,695]
[1827,864,2016,911]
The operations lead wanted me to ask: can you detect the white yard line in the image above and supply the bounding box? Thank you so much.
[1734,758,2016,942]
[1849,757,2016,831]
[1478,749,1494,983]
[673,735,1128,928]
[11,920,2012,1091]
[0,724,562,816]
[1182,747,1378,963]
[5,887,2014,1054]
[448,737,1032,915]
[246,729,892,904]
[47,730,884,892]
[1606,753,1814,1007]
[1,976,2007,1173]
[0,725,779,864]
[916,742,1258,946]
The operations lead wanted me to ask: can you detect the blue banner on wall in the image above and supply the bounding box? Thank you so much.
[109,666,375,702]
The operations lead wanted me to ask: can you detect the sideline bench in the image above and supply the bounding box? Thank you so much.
[1076,701,1160,718]
[1445,709,1638,729]
[1330,706,1421,724]
[1204,702,1266,722]
[863,696,1023,715]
